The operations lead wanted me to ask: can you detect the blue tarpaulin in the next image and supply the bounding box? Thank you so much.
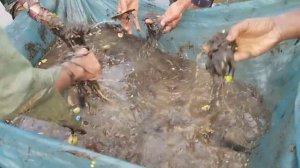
[2,0,300,167]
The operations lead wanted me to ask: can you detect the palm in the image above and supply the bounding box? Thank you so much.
[236,29,279,57]
[229,18,281,61]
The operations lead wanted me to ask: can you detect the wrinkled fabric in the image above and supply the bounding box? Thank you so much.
[1,0,300,167]
[0,2,13,28]
[0,28,79,128]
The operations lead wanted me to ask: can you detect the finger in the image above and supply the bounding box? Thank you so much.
[74,48,89,56]
[161,14,177,27]
[233,51,251,61]
[89,61,101,80]
[88,71,101,80]
[82,60,101,79]
[163,25,172,33]
[169,15,181,28]
[121,18,130,33]
[121,17,132,34]
[133,17,141,32]
[120,0,128,12]
[227,20,249,42]
[160,11,180,27]
[117,1,122,13]
[127,22,133,34]
[163,18,179,33]
[133,13,140,32]
[160,16,167,27]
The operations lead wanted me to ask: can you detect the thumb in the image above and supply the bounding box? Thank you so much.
[161,11,179,27]
[160,16,167,27]
[234,51,251,62]
[133,11,140,31]
[227,20,249,42]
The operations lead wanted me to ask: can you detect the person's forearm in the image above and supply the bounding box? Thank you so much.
[18,0,63,28]
[273,9,300,42]
[55,63,83,92]
[176,0,192,11]
[55,67,73,93]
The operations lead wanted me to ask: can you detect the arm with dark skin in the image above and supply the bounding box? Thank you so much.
[227,9,300,61]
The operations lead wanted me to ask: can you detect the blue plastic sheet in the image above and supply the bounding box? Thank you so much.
[2,0,300,167]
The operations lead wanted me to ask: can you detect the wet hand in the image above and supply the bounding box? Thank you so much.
[117,0,140,34]
[160,1,186,33]
[227,18,281,61]
[65,48,101,81]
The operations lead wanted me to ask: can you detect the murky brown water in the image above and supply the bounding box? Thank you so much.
[13,24,269,168]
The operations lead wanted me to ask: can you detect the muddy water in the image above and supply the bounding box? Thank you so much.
[14,24,269,168]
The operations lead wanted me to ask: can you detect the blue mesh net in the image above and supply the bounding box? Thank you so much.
[2,0,300,167]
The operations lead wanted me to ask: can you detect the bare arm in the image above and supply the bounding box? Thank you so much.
[160,0,192,32]
[274,9,300,41]
[161,0,214,32]
[227,9,300,61]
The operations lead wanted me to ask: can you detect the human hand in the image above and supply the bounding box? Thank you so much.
[63,48,101,81]
[160,1,185,32]
[117,0,140,34]
[161,0,191,32]
[227,17,282,61]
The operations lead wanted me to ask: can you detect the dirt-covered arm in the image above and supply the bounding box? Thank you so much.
[18,0,62,25]
[17,0,81,49]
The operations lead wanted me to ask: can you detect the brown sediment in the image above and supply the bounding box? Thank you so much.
[14,23,270,168]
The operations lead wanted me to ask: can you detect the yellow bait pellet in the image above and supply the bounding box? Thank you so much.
[201,105,210,111]
[224,75,233,83]
[68,135,78,145]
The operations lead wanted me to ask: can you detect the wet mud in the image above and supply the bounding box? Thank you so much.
[13,24,269,168]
